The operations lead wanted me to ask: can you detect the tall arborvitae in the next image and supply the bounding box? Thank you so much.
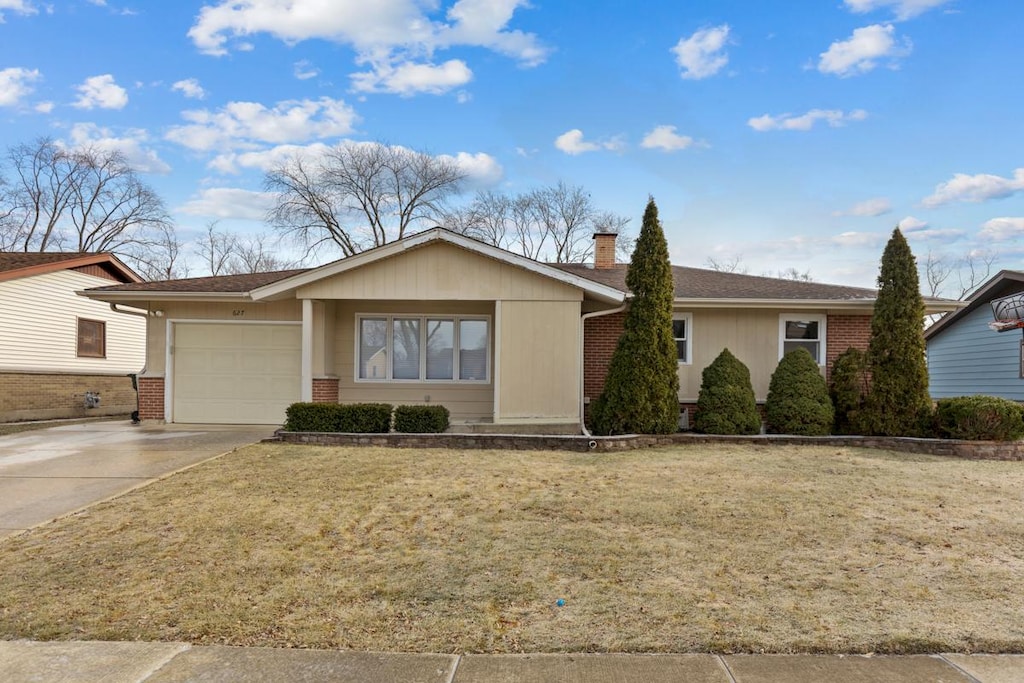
[590,197,680,435]
[863,227,931,436]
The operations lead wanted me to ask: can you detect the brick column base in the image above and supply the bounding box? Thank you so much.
[137,376,165,420]
[312,377,339,403]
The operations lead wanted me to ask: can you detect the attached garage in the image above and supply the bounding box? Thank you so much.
[170,322,301,424]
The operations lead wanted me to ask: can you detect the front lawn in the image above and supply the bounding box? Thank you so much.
[0,443,1021,653]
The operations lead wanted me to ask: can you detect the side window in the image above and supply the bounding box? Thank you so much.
[780,315,825,364]
[77,319,106,358]
[672,314,692,364]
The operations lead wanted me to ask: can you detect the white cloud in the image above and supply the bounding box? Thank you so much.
[833,231,885,248]
[66,123,171,174]
[922,168,1024,208]
[834,197,891,217]
[438,151,503,188]
[844,0,953,20]
[554,129,623,155]
[980,217,1024,242]
[671,24,730,80]
[351,59,472,96]
[208,142,334,174]
[34,100,53,113]
[641,125,698,151]
[748,108,868,132]
[293,60,319,80]
[818,24,911,77]
[172,78,206,99]
[0,67,40,107]
[897,215,928,231]
[165,96,359,152]
[187,0,548,96]
[73,74,128,109]
[0,0,37,21]
[177,187,276,221]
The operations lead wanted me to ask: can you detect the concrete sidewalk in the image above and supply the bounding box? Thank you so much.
[1,642,1021,683]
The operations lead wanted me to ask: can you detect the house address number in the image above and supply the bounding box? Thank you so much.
[232,309,245,317]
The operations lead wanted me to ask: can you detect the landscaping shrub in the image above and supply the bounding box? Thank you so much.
[694,348,761,435]
[394,405,450,433]
[934,396,1024,441]
[830,347,870,435]
[284,402,393,433]
[765,348,834,436]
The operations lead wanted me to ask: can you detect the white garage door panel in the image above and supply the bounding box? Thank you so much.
[172,323,301,424]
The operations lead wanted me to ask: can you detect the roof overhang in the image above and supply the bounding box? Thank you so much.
[250,228,627,305]
[78,290,252,304]
[0,252,142,285]
[925,270,1024,340]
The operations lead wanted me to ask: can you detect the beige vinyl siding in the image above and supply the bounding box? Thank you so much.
[333,300,495,422]
[0,270,145,374]
[497,300,580,422]
[145,300,300,376]
[296,242,584,303]
[680,309,827,401]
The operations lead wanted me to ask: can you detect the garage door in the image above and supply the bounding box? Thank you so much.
[172,323,301,424]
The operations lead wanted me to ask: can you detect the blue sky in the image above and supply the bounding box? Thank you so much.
[1,0,1022,290]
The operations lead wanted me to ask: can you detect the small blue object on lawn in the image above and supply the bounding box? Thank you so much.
[556,599,566,607]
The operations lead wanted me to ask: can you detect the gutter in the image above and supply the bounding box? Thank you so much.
[579,302,629,438]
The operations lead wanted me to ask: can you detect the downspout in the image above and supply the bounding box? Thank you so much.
[109,303,149,319]
[579,302,628,437]
[108,303,151,425]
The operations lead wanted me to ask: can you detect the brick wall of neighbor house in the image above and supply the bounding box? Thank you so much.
[826,314,873,381]
[137,376,165,421]
[0,372,137,422]
[312,377,339,403]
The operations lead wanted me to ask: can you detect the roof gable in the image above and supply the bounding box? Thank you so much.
[925,270,1024,340]
[0,252,142,285]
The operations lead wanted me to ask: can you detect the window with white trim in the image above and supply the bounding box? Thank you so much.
[357,314,490,382]
[779,314,826,364]
[673,313,692,364]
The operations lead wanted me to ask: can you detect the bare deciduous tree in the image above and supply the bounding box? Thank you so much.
[921,248,998,299]
[265,142,465,258]
[704,254,748,273]
[194,222,298,276]
[196,221,239,276]
[128,222,189,281]
[0,138,171,255]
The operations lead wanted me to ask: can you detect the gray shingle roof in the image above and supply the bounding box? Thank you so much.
[87,269,308,293]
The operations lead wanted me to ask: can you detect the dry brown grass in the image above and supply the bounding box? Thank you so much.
[0,443,1022,654]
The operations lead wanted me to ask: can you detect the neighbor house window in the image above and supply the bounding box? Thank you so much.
[779,314,825,364]
[77,318,106,358]
[357,314,489,382]
[673,313,692,364]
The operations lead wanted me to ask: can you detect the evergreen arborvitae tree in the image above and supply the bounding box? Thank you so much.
[693,348,761,435]
[863,227,932,436]
[829,347,869,435]
[765,348,834,436]
[590,197,679,435]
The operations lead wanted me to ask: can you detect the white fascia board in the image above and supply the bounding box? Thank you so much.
[249,227,627,304]
[674,298,965,314]
[77,289,253,303]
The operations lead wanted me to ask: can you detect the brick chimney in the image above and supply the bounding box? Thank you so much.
[593,231,618,269]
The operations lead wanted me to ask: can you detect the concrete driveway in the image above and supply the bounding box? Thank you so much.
[0,421,275,539]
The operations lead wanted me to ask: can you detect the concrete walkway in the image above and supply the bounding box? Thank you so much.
[0,421,274,538]
[0,642,1021,682]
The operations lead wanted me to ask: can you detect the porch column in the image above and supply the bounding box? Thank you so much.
[301,298,313,402]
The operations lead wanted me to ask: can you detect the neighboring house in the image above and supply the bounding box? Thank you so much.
[0,252,146,422]
[925,270,1024,401]
[82,228,960,430]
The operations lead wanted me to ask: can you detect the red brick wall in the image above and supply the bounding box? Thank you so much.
[312,377,339,403]
[583,311,625,403]
[137,376,165,420]
[826,314,872,381]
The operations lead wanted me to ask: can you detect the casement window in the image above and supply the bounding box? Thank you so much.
[77,318,106,358]
[779,314,826,364]
[357,314,490,382]
[673,313,692,364]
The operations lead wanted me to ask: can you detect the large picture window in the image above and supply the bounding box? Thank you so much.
[779,314,826,364]
[357,314,490,382]
[77,318,106,358]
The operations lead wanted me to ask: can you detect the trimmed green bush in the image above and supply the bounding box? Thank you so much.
[394,405,450,433]
[765,348,834,436]
[284,402,393,433]
[934,396,1024,441]
[829,347,870,435]
[694,348,761,435]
